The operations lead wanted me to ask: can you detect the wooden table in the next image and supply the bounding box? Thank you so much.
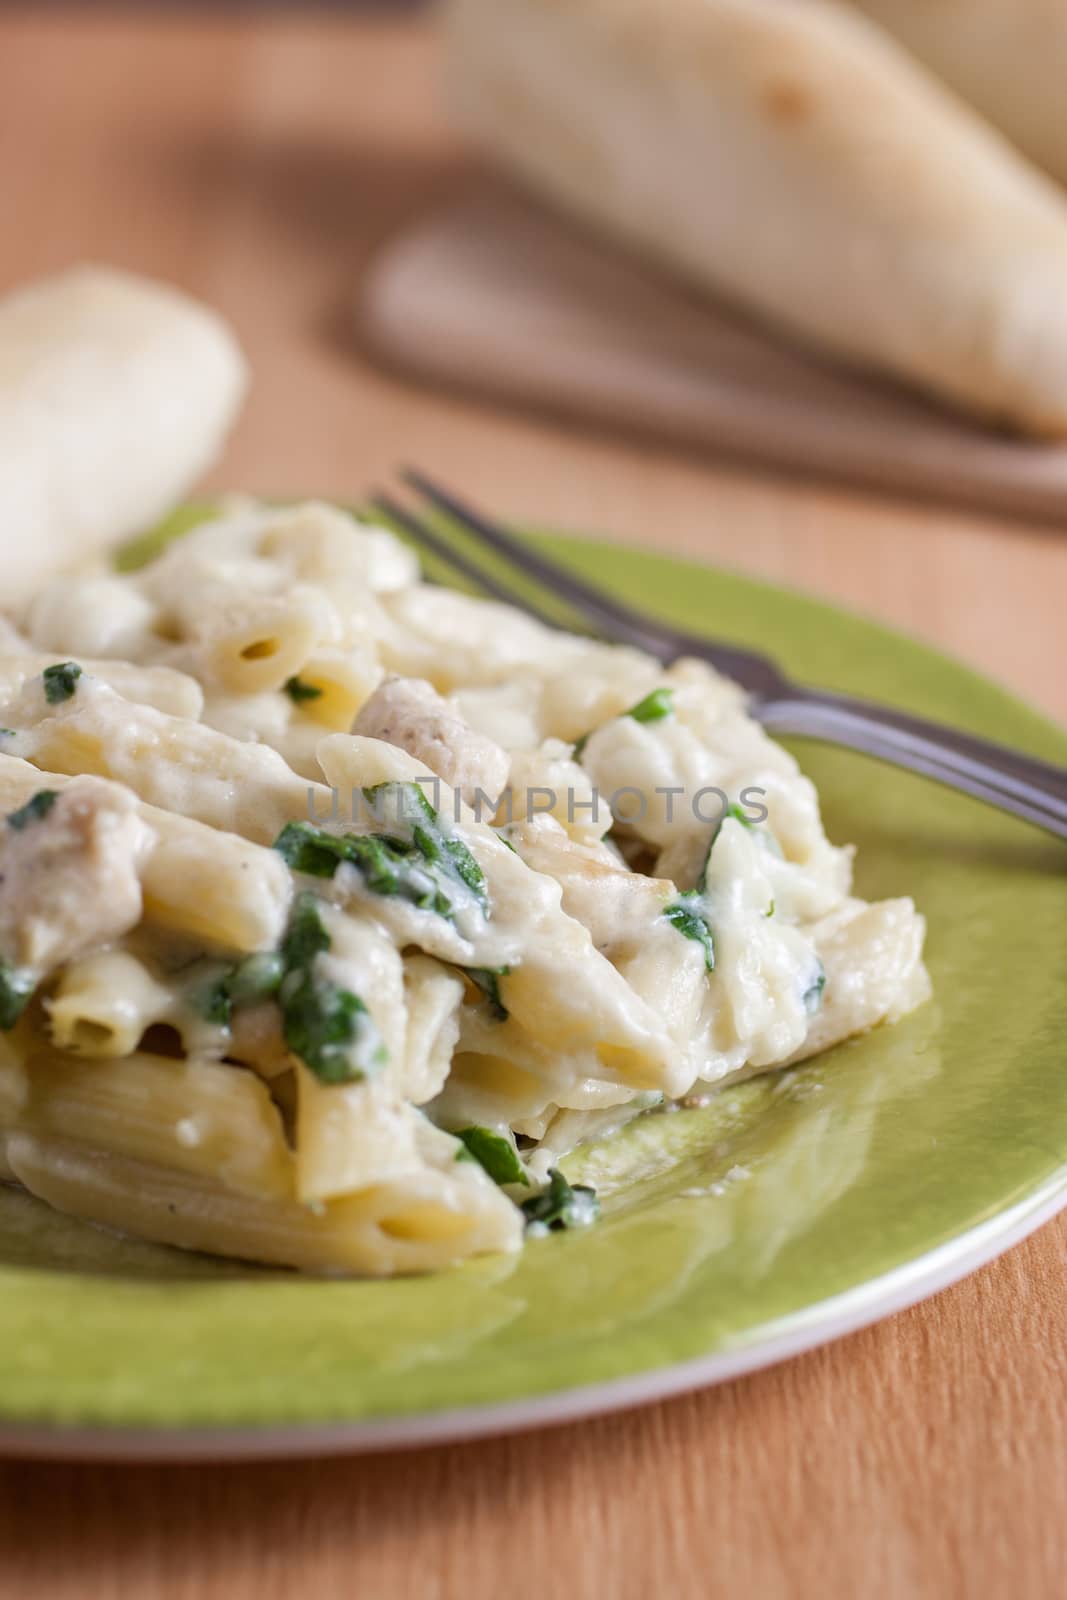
[0,11,1064,1598]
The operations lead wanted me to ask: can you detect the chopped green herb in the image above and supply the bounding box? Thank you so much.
[345,833,451,914]
[442,835,488,901]
[284,675,324,705]
[0,964,36,1031]
[464,966,511,1021]
[803,960,827,1015]
[364,783,488,908]
[226,951,286,1007]
[521,1167,600,1231]
[281,893,332,969]
[42,662,83,704]
[0,729,14,739]
[625,687,675,723]
[274,821,351,879]
[455,1126,529,1186]
[189,947,291,1031]
[374,777,436,827]
[663,893,715,972]
[572,731,591,761]
[274,786,489,924]
[765,899,776,919]
[272,892,386,1084]
[279,967,386,1085]
[6,790,59,831]
[190,970,233,1028]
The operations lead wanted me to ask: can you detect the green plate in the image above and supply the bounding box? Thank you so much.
[2,530,1066,1460]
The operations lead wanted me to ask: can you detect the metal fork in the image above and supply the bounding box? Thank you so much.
[372,469,1067,841]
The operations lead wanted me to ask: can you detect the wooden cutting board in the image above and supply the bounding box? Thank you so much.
[361,190,1067,522]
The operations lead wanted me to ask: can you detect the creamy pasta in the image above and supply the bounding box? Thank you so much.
[0,501,930,1275]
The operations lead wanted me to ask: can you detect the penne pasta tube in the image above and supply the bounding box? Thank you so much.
[192,590,335,696]
[4,1131,522,1275]
[400,956,464,1105]
[137,812,293,953]
[295,1070,426,1205]
[46,951,176,1058]
[10,1049,294,1201]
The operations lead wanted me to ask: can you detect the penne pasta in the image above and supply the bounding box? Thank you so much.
[46,950,176,1058]
[4,1132,521,1275]
[8,1048,294,1200]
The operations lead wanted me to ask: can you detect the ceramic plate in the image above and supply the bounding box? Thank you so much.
[2,529,1065,1460]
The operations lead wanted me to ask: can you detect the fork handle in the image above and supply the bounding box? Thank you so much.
[756,689,1067,841]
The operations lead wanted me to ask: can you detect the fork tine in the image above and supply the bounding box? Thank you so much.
[400,466,676,659]
[370,493,575,634]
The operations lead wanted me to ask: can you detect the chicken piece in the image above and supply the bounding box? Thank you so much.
[0,776,151,975]
[352,675,510,812]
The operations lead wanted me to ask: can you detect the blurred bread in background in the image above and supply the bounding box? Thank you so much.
[445,0,1067,438]
[843,1,1067,189]
[0,266,247,604]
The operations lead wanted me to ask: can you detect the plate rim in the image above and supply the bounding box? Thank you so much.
[2,1166,1064,1461]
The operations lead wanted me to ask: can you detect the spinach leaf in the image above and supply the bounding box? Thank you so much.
[42,662,83,704]
[189,967,234,1028]
[226,951,287,1007]
[663,893,715,972]
[274,784,488,923]
[521,1167,600,1231]
[189,944,294,1030]
[284,676,323,705]
[463,966,510,1021]
[626,687,674,723]
[274,893,386,1085]
[455,1126,528,1186]
[280,892,332,969]
[273,822,352,880]
[6,790,58,831]
[279,967,386,1085]
[363,783,488,909]
[343,833,452,915]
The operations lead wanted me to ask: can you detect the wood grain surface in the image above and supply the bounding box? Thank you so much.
[0,10,1064,1599]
